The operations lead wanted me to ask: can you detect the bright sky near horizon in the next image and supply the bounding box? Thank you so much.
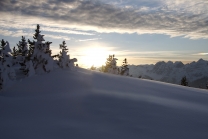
[0,0,208,68]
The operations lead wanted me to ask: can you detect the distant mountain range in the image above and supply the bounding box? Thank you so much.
[129,59,208,89]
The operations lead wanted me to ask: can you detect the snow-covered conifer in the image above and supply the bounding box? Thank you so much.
[0,39,16,89]
[104,55,113,73]
[17,36,28,57]
[120,58,129,76]
[57,41,70,68]
[28,24,53,74]
[104,54,118,74]
[11,36,30,75]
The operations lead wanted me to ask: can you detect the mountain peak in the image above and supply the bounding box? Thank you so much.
[197,58,205,63]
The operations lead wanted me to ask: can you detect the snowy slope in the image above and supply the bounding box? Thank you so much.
[129,59,208,88]
[1,68,208,139]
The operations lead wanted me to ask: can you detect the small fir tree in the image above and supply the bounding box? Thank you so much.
[104,54,118,74]
[12,36,30,75]
[12,47,18,58]
[33,24,41,40]
[59,41,68,53]
[120,58,129,76]
[57,41,70,68]
[104,55,113,72]
[181,76,188,86]
[17,36,28,56]
[90,65,96,70]
[0,39,6,51]
[0,39,16,89]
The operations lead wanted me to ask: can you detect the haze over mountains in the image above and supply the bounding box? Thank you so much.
[129,59,208,89]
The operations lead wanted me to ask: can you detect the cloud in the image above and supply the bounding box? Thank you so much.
[41,26,94,36]
[78,38,101,42]
[44,34,71,40]
[114,50,190,58]
[0,28,71,40]
[0,29,30,38]
[193,53,208,56]
[0,0,208,39]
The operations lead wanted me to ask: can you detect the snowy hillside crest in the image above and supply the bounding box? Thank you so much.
[0,24,77,90]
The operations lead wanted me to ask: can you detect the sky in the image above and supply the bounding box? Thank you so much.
[0,0,208,68]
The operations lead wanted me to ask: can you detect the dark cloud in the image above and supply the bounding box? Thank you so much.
[0,0,208,39]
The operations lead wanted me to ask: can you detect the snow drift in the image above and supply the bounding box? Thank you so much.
[0,67,208,139]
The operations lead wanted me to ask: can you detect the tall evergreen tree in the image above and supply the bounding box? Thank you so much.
[11,47,18,58]
[33,24,41,40]
[181,76,188,86]
[17,36,28,56]
[120,58,129,75]
[0,39,16,89]
[104,54,118,74]
[13,36,31,75]
[0,39,6,51]
[104,55,113,72]
[57,41,70,68]
[59,41,68,53]
[27,24,53,74]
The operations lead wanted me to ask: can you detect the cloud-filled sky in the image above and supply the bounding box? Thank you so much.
[0,0,208,68]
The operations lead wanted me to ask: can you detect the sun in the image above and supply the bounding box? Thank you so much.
[79,46,111,68]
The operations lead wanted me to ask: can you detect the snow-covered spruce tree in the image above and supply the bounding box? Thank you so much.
[0,39,16,89]
[57,41,78,69]
[11,36,30,76]
[28,24,53,74]
[104,54,118,74]
[51,42,77,69]
[110,55,119,74]
[104,55,113,73]
[181,76,188,86]
[57,41,69,68]
[43,41,54,72]
[17,36,28,57]
[120,58,129,76]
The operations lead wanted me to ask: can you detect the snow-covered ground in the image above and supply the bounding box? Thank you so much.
[1,68,208,139]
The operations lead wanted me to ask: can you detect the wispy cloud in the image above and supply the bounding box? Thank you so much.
[193,53,208,55]
[0,29,30,38]
[0,28,71,40]
[0,0,208,39]
[42,26,94,36]
[115,50,186,57]
[78,38,102,42]
[44,34,71,40]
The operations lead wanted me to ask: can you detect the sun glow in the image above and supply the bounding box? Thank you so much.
[79,47,112,68]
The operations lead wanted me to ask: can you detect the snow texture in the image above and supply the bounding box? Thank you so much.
[1,68,208,139]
